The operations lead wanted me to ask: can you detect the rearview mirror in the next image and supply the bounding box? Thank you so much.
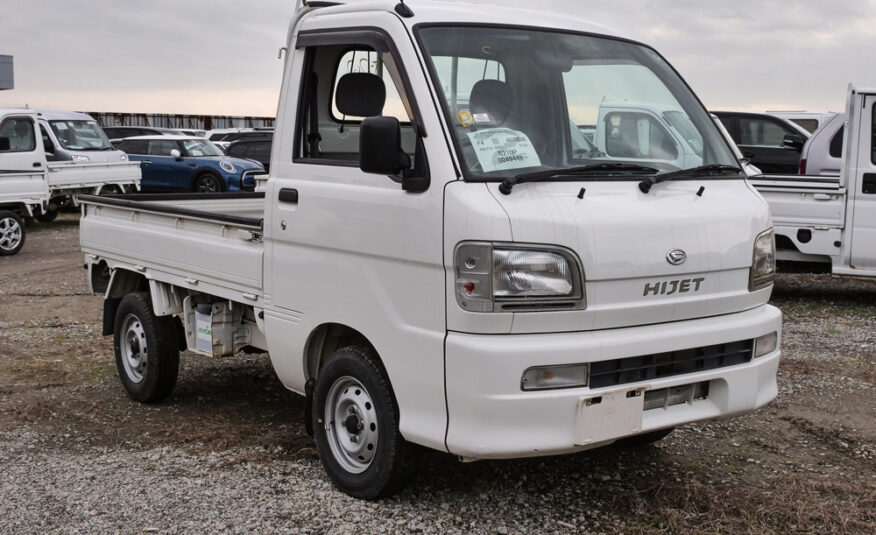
[170,148,182,160]
[0,137,9,151]
[783,134,805,151]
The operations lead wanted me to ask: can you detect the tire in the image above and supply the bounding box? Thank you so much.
[193,172,224,193]
[113,292,180,403]
[312,346,413,499]
[34,208,58,223]
[0,211,25,256]
[618,427,675,448]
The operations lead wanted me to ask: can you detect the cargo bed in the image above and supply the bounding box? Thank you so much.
[79,192,265,304]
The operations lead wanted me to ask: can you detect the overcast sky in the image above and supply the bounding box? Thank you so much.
[1,0,873,117]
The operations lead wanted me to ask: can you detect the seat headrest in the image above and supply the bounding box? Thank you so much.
[470,80,513,125]
[335,73,386,117]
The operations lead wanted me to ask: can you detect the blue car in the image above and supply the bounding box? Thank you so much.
[117,135,264,192]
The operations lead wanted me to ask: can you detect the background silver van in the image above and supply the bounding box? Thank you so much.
[36,110,128,163]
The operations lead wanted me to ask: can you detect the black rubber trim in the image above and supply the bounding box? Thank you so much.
[78,193,264,230]
[753,176,840,184]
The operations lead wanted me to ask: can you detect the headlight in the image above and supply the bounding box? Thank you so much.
[455,242,584,312]
[220,160,236,173]
[749,229,776,291]
[72,155,90,162]
[120,154,128,161]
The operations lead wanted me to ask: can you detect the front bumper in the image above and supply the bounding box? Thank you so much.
[445,304,781,459]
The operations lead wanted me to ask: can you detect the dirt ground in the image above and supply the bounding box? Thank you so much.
[1,214,874,534]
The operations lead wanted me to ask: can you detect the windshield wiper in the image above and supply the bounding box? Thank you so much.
[499,163,660,195]
[638,164,742,193]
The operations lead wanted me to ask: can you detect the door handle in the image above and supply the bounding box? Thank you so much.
[813,193,833,201]
[32,162,42,168]
[279,188,298,204]
[141,160,152,165]
[863,173,876,194]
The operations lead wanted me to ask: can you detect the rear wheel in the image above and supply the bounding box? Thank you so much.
[312,346,413,499]
[193,172,223,193]
[0,211,25,256]
[34,208,58,223]
[113,292,180,403]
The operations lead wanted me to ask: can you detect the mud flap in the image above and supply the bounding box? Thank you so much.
[574,386,647,446]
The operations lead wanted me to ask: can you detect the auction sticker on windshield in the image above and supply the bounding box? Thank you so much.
[466,128,541,172]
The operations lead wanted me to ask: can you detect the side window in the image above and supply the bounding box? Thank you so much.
[739,117,790,147]
[603,112,678,161]
[250,142,271,162]
[295,41,420,168]
[872,105,876,165]
[829,126,845,159]
[226,143,247,158]
[147,139,179,156]
[330,49,409,122]
[792,119,819,133]
[39,125,55,153]
[120,139,147,154]
[0,117,36,153]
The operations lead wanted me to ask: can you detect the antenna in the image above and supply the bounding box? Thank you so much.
[395,1,414,17]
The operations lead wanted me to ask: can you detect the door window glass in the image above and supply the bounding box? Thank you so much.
[792,119,819,133]
[603,112,678,161]
[147,139,179,156]
[739,118,790,147]
[330,49,409,122]
[120,139,148,154]
[0,117,36,152]
[250,142,271,162]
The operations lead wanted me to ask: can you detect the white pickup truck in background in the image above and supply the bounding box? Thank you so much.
[79,0,781,499]
[0,108,141,255]
[751,85,876,277]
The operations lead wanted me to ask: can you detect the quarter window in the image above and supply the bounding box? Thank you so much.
[0,117,36,153]
[829,126,844,159]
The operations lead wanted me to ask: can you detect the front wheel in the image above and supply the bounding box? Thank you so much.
[0,211,25,256]
[113,292,180,403]
[312,346,413,499]
[193,172,223,193]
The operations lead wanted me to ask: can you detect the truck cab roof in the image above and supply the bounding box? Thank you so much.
[293,0,638,44]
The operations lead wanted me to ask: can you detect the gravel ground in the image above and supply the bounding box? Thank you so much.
[0,215,874,535]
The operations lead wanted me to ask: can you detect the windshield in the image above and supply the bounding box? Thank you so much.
[49,120,113,151]
[182,139,224,157]
[417,26,737,180]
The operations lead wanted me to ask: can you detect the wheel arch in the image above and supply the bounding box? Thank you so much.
[304,323,380,382]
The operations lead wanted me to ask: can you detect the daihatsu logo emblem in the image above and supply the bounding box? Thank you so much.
[666,249,687,265]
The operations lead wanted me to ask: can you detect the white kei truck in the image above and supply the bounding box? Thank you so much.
[0,108,141,256]
[78,0,782,499]
[751,85,876,277]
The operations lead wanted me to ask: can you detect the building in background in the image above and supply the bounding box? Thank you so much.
[83,111,273,131]
[0,55,12,90]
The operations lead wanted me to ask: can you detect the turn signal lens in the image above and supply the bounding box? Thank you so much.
[754,332,778,358]
[522,364,589,391]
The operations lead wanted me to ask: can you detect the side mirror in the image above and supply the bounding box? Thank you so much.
[359,117,428,192]
[170,148,182,160]
[359,117,409,175]
[0,137,9,151]
[783,134,805,151]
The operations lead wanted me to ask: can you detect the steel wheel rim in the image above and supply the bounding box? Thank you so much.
[0,216,22,252]
[324,376,379,474]
[197,176,219,193]
[120,313,147,383]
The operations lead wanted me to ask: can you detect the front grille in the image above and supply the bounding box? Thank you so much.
[589,340,754,389]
